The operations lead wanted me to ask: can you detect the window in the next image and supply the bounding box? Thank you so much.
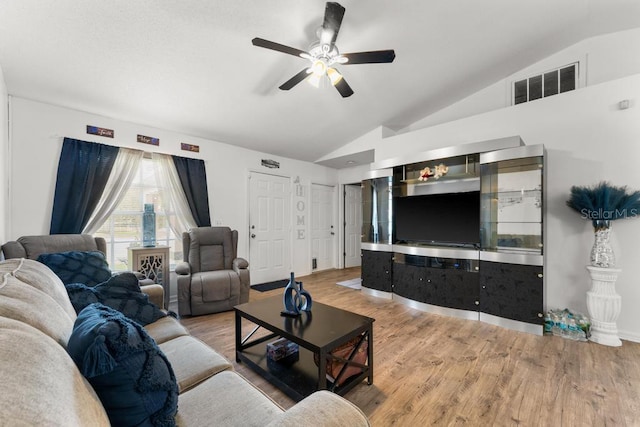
[513,63,578,105]
[94,157,183,271]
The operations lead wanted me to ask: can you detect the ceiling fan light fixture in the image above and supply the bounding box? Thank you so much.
[327,67,343,86]
[311,59,327,76]
[308,73,322,88]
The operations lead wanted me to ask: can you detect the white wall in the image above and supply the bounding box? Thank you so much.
[403,28,640,133]
[0,66,8,248]
[8,97,339,279]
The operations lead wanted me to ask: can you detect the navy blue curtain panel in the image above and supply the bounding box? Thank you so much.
[172,155,211,227]
[50,138,119,234]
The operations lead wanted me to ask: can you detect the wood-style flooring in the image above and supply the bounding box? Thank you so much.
[178,267,640,426]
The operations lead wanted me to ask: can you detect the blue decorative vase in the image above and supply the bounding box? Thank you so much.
[298,281,312,311]
[283,272,300,316]
[143,204,156,247]
[282,272,312,316]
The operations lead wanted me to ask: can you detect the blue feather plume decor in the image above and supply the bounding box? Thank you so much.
[566,181,640,228]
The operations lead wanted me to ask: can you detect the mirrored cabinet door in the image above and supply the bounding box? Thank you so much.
[480,146,544,255]
[361,176,393,244]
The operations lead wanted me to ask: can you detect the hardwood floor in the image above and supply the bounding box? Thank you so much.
[178,267,640,426]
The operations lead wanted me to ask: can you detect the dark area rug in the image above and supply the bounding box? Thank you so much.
[251,279,289,292]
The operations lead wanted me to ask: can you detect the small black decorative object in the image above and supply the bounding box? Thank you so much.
[281,272,312,317]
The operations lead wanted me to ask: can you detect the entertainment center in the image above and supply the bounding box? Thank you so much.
[361,136,546,335]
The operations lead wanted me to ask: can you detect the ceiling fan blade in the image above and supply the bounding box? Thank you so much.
[334,77,354,98]
[342,50,396,64]
[279,68,311,91]
[252,37,307,57]
[320,2,346,47]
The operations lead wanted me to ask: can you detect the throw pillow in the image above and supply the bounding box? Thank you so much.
[37,250,112,286]
[67,303,178,427]
[66,273,167,326]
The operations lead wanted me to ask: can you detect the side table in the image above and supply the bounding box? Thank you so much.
[128,246,171,309]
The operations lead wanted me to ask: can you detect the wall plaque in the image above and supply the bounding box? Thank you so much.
[261,159,280,169]
[86,125,114,138]
[137,134,160,146]
[181,143,200,153]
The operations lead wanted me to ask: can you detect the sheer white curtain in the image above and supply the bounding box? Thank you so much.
[151,152,197,239]
[83,148,144,235]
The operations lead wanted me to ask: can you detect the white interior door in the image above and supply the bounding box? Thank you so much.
[249,172,291,284]
[311,184,335,271]
[344,184,362,268]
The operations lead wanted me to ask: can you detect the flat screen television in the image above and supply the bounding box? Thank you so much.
[393,191,480,247]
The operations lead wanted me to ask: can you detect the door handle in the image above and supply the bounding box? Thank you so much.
[251,234,256,238]
[331,232,335,235]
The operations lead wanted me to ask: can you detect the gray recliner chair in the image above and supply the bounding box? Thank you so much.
[0,234,165,308]
[176,226,250,316]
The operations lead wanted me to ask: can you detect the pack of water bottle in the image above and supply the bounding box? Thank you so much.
[544,309,590,341]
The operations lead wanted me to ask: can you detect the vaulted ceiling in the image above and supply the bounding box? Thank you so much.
[1,1,639,163]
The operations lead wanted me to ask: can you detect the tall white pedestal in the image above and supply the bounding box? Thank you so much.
[586,266,622,347]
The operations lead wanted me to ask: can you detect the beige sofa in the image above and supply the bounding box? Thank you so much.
[0,258,370,426]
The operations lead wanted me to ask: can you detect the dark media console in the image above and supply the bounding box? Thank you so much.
[361,138,545,335]
[393,251,479,312]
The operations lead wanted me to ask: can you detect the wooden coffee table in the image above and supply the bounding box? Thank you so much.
[234,295,374,401]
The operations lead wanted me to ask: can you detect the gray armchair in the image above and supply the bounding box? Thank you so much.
[176,227,249,316]
[1,234,165,308]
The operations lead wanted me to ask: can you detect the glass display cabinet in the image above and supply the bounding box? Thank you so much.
[361,174,393,245]
[393,153,480,197]
[361,170,393,297]
[480,147,544,255]
[479,144,545,334]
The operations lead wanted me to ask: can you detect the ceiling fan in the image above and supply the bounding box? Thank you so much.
[252,2,396,98]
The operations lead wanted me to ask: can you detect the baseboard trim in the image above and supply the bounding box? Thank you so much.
[619,330,640,344]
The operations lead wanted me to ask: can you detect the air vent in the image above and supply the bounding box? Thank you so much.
[513,63,578,105]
